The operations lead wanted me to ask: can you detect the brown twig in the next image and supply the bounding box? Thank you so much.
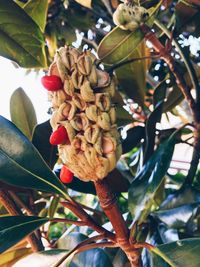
[8,191,35,216]
[50,218,86,226]
[61,201,115,242]
[52,234,117,267]
[140,23,200,187]
[0,189,43,252]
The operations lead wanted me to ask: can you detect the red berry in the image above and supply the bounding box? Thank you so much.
[41,75,63,91]
[60,166,73,183]
[49,126,69,145]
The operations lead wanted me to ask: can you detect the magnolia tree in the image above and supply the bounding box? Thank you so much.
[0,0,200,266]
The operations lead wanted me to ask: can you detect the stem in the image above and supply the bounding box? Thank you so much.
[8,191,35,216]
[94,179,141,267]
[0,189,43,252]
[140,22,200,186]
[107,55,158,73]
[154,19,200,110]
[61,201,115,242]
[50,218,86,226]
[52,234,117,267]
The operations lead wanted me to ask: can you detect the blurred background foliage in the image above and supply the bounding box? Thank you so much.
[0,0,200,266]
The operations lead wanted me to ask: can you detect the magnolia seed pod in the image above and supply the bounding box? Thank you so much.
[58,102,77,121]
[85,105,98,121]
[45,45,122,182]
[80,80,95,102]
[50,110,65,130]
[84,124,100,144]
[57,47,71,70]
[102,79,116,98]
[88,65,98,87]
[97,112,111,130]
[55,52,67,81]
[64,76,75,96]
[109,106,117,124]
[71,69,84,88]
[72,93,86,111]
[95,93,111,112]
[77,54,92,75]
[51,90,68,108]
[70,113,89,131]
[59,121,76,143]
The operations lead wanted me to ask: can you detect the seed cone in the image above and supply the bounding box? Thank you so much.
[47,46,122,182]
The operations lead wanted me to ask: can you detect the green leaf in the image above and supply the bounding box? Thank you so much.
[116,106,133,127]
[152,203,200,229]
[144,101,164,162]
[13,249,68,267]
[32,120,58,169]
[151,238,200,267]
[0,216,48,253]
[0,247,32,266]
[97,3,161,65]
[97,26,144,65]
[74,0,92,8]
[0,0,47,68]
[128,130,180,222]
[122,126,145,154]
[0,116,69,198]
[23,0,48,32]
[115,48,145,105]
[10,88,37,140]
[57,232,113,267]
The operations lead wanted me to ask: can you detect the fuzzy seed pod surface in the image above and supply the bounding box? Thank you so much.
[46,46,122,182]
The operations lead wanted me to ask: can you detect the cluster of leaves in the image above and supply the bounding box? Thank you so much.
[0,0,200,266]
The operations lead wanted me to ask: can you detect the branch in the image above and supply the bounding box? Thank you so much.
[52,234,117,267]
[0,189,43,252]
[154,19,200,111]
[50,218,86,226]
[61,201,115,242]
[107,55,158,73]
[94,180,141,267]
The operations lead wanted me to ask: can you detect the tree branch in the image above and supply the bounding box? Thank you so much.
[0,189,43,252]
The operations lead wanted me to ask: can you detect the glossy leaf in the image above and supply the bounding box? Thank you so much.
[0,116,69,198]
[10,88,37,140]
[144,101,164,162]
[151,203,200,228]
[57,232,113,267]
[97,3,161,65]
[13,249,68,267]
[161,187,200,209]
[0,0,47,68]
[122,126,145,154]
[75,0,92,8]
[116,106,133,127]
[152,238,200,267]
[128,131,180,222]
[0,247,32,266]
[23,0,48,32]
[32,120,58,169]
[0,216,48,253]
[115,48,145,105]
[98,26,144,65]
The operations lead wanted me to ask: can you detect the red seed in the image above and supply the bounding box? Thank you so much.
[49,126,69,145]
[41,75,63,91]
[60,166,73,183]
